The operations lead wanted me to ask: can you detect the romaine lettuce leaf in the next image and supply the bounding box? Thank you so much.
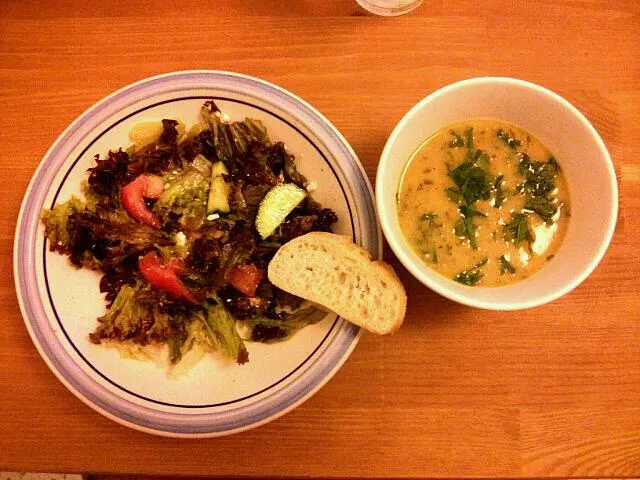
[41,196,87,252]
[200,104,269,164]
[154,161,211,231]
[202,302,249,364]
[242,306,327,343]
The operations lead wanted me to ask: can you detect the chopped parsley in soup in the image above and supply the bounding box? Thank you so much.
[397,120,570,286]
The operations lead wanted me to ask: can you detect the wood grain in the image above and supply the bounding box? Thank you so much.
[1,0,639,477]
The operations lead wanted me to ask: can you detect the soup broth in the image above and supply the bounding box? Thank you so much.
[397,120,570,286]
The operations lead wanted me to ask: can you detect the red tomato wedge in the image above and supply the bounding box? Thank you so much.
[138,251,196,303]
[166,258,186,275]
[228,264,265,297]
[121,174,164,229]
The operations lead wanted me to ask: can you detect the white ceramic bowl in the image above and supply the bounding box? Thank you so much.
[376,77,618,310]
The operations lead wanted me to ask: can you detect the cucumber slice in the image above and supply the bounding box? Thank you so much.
[211,160,228,177]
[208,177,230,213]
[207,161,230,213]
[256,184,307,239]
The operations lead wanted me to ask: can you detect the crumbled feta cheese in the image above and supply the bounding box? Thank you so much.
[518,247,530,266]
[206,213,220,221]
[175,231,186,246]
[164,183,170,189]
[306,180,317,192]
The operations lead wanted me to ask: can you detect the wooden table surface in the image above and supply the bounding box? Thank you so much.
[1,0,639,477]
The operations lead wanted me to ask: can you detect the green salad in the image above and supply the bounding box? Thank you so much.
[42,101,338,365]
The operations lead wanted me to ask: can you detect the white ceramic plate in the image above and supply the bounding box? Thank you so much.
[14,71,380,437]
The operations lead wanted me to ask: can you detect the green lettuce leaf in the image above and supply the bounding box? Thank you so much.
[242,306,327,343]
[200,106,270,163]
[41,196,87,252]
[154,162,211,231]
[202,302,249,364]
[90,284,159,342]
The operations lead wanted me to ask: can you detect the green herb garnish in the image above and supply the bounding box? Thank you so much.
[454,217,476,248]
[475,151,491,170]
[460,204,486,219]
[445,128,492,250]
[454,269,483,286]
[465,127,474,151]
[504,212,532,244]
[448,160,491,205]
[493,174,506,208]
[454,205,486,248]
[497,129,522,149]
[449,130,465,147]
[523,196,557,222]
[417,212,442,259]
[453,258,488,286]
[446,187,463,204]
[498,255,516,274]
[516,153,560,222]
[518,154,558,197]
[474,257,488,268]
[547,156,559,171]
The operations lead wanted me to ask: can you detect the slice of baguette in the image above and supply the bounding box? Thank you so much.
[268,232,407,334]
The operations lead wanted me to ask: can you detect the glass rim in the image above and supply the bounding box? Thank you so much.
[355,0,424,16]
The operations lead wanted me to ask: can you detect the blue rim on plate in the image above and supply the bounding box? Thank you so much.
[14,71,380,437]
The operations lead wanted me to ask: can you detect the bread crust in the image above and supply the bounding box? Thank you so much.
[268,232,407,334]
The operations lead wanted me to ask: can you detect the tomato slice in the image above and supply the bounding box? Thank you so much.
[122,174,164,229]
[139,251,196,303]
[166,258,186,275]
[228,264,264,297]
